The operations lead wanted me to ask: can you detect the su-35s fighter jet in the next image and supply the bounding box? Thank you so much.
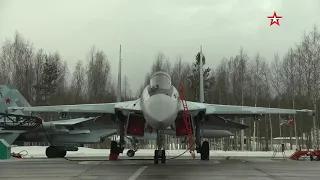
[5,46,315,164]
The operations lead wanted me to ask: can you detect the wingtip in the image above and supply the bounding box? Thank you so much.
[297,109,315,116]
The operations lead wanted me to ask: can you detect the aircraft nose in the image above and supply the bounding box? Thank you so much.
[143,94,178,129]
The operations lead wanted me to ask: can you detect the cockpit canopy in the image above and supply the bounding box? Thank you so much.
[149,71,172,90]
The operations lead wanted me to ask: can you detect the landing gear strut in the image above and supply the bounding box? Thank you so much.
[111,116,125,156]
[154,129,166,164]
[110,140,123,155]
[45,146,67,158]
[195,116,210,160]
[126,137,139,157]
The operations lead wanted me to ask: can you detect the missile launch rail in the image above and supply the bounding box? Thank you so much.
[0,112,43,131]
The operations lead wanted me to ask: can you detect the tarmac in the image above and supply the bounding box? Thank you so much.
[1,156,320,180]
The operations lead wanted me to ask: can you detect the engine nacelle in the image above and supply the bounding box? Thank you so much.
[125,113,146,136]
[42,122,56,131]
[42,122,71,133]
[174,114,193,136]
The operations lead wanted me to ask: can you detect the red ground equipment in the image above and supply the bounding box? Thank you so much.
[290,149,320,161]
[11,152,22,158]
[109,153,119,161]
[11,150,28,159]
[178,79,195,159]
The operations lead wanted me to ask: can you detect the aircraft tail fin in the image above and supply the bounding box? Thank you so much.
[116,44,122,102]
[0,85,31,115]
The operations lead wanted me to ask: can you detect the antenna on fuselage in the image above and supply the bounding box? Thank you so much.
[199,45,204,103]
[116,44,122,102]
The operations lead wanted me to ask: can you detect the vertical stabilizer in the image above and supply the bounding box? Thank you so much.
[0,85,31,115]
[199,46,204,103]
[116,45,122,102]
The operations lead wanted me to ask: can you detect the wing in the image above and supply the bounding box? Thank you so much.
[43,117,118,143]
[187,101,314,117]
[7,100,141,114]
[186,101,314,130]
[47,117,97,126]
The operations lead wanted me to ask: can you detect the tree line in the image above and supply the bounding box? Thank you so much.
[1,25,320,151]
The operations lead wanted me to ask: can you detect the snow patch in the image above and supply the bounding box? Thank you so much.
[9,146,295,158]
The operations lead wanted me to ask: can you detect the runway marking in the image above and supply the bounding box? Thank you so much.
[127,166,148,180]
[79,161,102,165]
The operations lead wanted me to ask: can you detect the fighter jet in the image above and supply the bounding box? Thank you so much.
[4,46,315,164]
[0,84,238,159]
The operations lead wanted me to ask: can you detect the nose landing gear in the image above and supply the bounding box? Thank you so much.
[154,129,166,164]
[154,149,166,164]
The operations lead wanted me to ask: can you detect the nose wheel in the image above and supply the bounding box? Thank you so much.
[154,150,166,164]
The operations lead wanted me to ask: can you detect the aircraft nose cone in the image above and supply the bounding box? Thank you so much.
[143,94,178,129]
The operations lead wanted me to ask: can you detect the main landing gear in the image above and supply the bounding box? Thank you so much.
[200,141,210,160]
[45,146,67,158]
[108,116,125,159]
[110,140,124,155]
[110,141,137,158]
[195,116,210,161]
[109,141,139,158]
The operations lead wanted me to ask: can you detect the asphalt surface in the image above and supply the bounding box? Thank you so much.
[1,156,320,180]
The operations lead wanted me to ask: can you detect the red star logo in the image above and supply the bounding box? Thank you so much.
[5,98,11,104]
[288,119,294,126]
[267,11,283,26]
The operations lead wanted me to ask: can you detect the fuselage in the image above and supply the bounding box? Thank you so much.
[140,71,180,129]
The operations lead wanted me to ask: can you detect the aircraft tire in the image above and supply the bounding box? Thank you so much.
[127,150,135,157]
[58,150,67,158]
[46,146,59,158]
[154,150,159,164]
[161,150,166,164]
[201,141,210,160]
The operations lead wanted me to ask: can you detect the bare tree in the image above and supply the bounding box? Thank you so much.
[170,55,185,88]
[86,46,113,103]
[32,49,45,105]
[0,32,34,102]
[71,60,86,104]
[235,47,249,151]
[122,75,133,100]
[298,26,320,149]
[282,48,298,149]
[249,53,267,150]
[151,52,171,73]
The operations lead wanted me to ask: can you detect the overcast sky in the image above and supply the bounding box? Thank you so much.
[1,0,319,93]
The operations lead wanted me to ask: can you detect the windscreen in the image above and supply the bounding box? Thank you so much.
[149,72,171,89]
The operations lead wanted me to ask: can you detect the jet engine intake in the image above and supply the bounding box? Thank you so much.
[125,113,146,136]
